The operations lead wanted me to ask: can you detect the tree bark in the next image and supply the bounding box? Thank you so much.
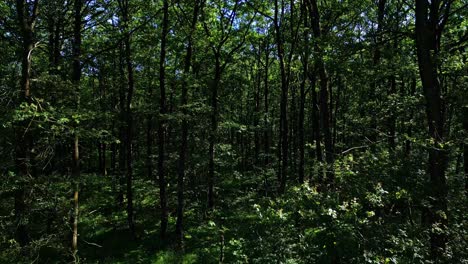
[208,55,221,208]
[254,50,261,167]
[415,0,451,259]
[117,0,136,237]
[14,0,39,247]
[306,0,334,184]
[158,0,169,240]
[176,0,200,247]
[388,75,397,151]
[274,0,289,194]
[263,40,271,166]
[309,73,322,165]
[70,0,82,256]
[369,0,387,143]
[117,43,127,208]
[299,10,310,184]
[463,106,468,196]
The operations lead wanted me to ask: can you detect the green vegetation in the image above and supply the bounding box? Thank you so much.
[0,0,467,263]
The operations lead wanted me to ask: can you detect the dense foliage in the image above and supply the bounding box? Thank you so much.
[0,0,467,263]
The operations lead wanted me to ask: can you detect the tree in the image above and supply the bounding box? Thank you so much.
[415,0,452,260]
[70,0,82,256]
[305,0,334,185]
[14,0,39,247]
[202,0,255,208]
[158,0,169,240]
[175,0,201,246]
[117,0,136,237]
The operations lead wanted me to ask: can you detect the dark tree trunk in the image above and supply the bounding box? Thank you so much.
[70,0,82,255]
[415,0,451,259]
[98,69,107,176]
[298,69,306,184]
[46,1,63,76]
[290,79,298,179]
[254,51,261,167]
[145,59,154,181]
[310,73,322,165]
[333,75,342,153]
[158,0,169,240]
[369,0,387,143]
[388,10,399,153]
[118,44,126,208]
[263,41,270,166]
[118,0,136,237]
[146,62,153,180]
[176,0,200,247]
[299,10,309,184]
[463,106,468,196]
[14,0,39,247]
[208,55,221,209]
[388,75,397,151]
[306,0,334,184]
[405,78,416,157]
[274,0,289,194]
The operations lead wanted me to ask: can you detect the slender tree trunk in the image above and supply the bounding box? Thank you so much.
[405,78,416,156]
[263,42,270,166]
[369,0,386,143]
[306,0,334,184]
[118,0,136,237]
[254,51,261,167]
[146,65,153,180]
[389,9,399,153]
[463,106,468,196]
[388,75,397,151]
[70,0,82,256]
[333,75,342,153]
[118,44,126,208]
[14,0,38,247]
[176,0,200,247]
[309,73,322,164]
[319,62,333,184]
[158,0,169,240]
[98,70,107,176]
[208,55,221,208]
[290,80,298,179]
[274,0,289,194]
[299,12,309,184]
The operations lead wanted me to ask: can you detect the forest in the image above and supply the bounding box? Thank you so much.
[0,0,467,263]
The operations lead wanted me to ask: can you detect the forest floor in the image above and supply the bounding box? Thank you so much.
[75,172,268,263]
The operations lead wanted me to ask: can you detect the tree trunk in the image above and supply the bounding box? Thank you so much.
[118,44,126,208]
[369,0,387,143]
[118,0,136,237]
[263,41,270,166]
[71,0,82,256]
[147,110,153,179]
[405,78,416,157]
[176,0,200,247]
[299,11,309,184]
[14,0,39,247]
[98,69,107,176]
[254,51,261,167]
[158,0,169,240]
[388,75,397,151]
[208,55,221,208]
[306,0,334,184]
[415,0,450,259]
[310,73,322,165]
[463,106,468,196]
[274,0,289,194]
